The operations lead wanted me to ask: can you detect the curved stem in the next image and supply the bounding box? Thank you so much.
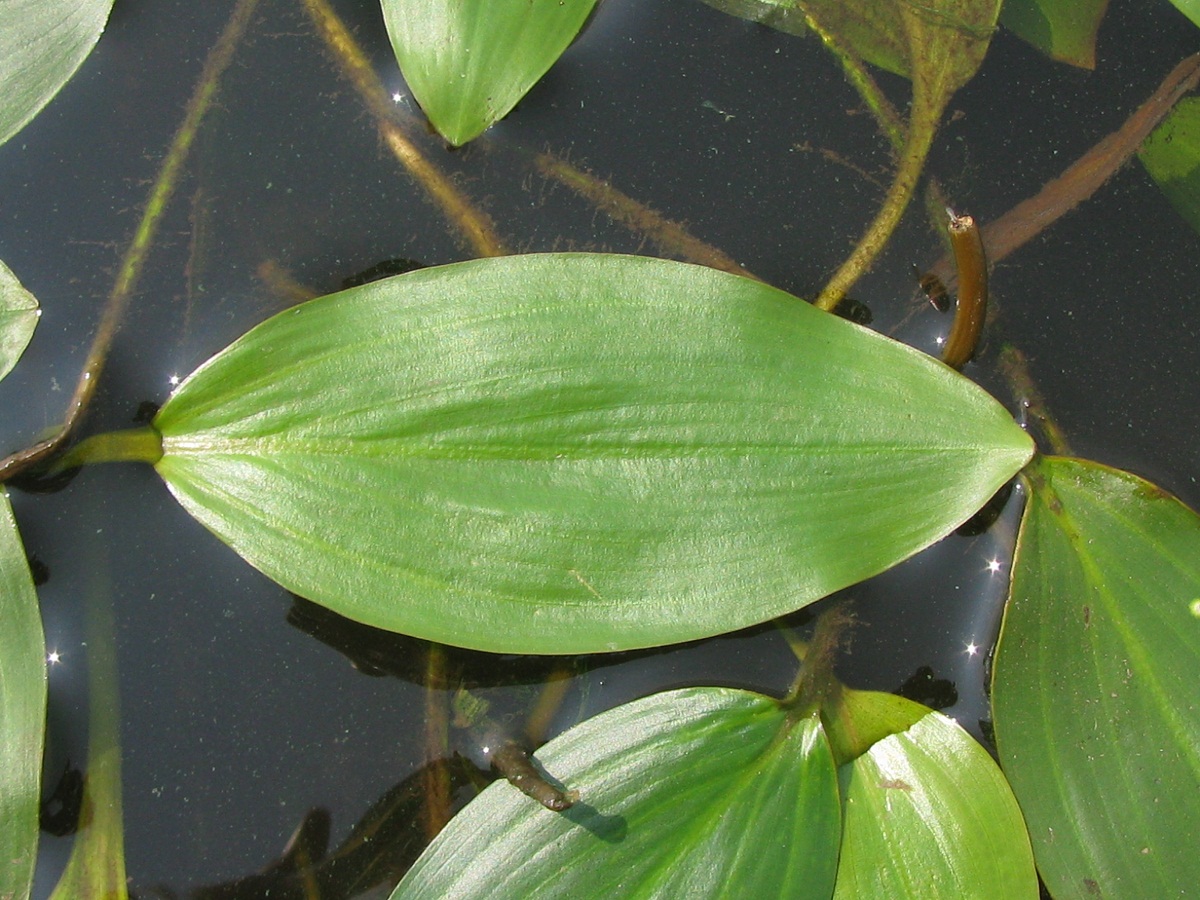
[814,80,941,312]
[0,0,260,484]
[924,52,1200,292]
[534,153,753,278]
[300,0,507,259]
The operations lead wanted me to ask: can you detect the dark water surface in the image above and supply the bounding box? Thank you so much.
[2,0,1198,895]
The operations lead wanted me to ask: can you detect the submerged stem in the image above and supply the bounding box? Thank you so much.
[420,645,453,841]
[924,52,1200,292]
[999,345,1074,457]
[814,80,941,312]
[0,0,260,484]
[535,153,752,278]
[300,0,507,258]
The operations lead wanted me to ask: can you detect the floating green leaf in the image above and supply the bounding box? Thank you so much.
[380,0,598,146]
[0,0,114,147]
[0,491,45,900]
[391,687,842,899]
[999,0,1108,69]
[834,704,1038,898]
[1139,96,1200,237]
[148,254,1033,654]
[0,259,40,383]
[992,456,1200,897]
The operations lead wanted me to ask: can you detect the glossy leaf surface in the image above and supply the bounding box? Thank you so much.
[999,0,1108,69]
[381,0,597,146]
[154,254,1032,654]
[833,706,1038,898]
[993,456,1200,897]
[391,687,841,899]
[0,258,40,382]
[0,492,45,900]
[0,0,114,147]
[1139,96,1200,237]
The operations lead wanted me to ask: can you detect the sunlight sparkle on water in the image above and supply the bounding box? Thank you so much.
[964,642,979,657]
[47,650,61,665]
[168,374,180,386]
[985,557,1003,575]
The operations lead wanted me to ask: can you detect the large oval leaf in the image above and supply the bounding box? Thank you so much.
[992,456,1200,897]
[153,253,1033,654]
[0,259,40,383]
[0,0,114,147]
[834,702,1038,898]
[391,687,841,898]
[0,491,45,900]
[381,0,598,146]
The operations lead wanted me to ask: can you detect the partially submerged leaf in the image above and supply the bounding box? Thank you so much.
[390,687,842,899]
[764,0,999,84]
[0,491,45,900]
[381,0,598,146]
[0,259,40,382]
[834,708,1038,898]
[1139,96,1200,237]
[153,254,1032,654]
[1000,0,1108,69]
[992,456,1200,897]
[696,0,810,38]
[0,0,114,147]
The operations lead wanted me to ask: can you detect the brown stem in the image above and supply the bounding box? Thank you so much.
[420,644,453,842]
[926,53,1200,290]
[941,211,988,369]
[534,153,753,278]
[299,0,507,258]
[488,741,577,812]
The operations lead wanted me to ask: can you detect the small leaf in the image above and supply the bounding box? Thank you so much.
[381,0,598,146]
[0,0,114,147]
[0,491,46,900]
[152,254,1033,654]
[833,706,1038,898]
[1139,96,1200,237]
[391,687,841,899]
[992,456,1200,897]
[822,685,931,767]
[999,0,1108,69]
[0,259,40,383]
